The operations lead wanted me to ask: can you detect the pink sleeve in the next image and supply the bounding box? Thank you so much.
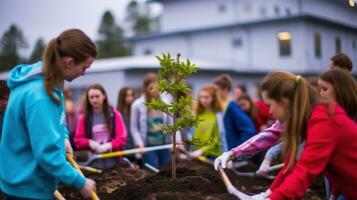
[269,118,336,199]
[74,115,90,149]
[231,121,283,158]
[111,109,127,150]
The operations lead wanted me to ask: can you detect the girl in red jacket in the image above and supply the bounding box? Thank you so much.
[254,71,357,200]
[74,83,127,169]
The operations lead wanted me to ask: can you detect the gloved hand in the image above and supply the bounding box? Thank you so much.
[256,159,271,176]
[95,143,112,154]
[88,140,100,152]
[190,149,203,158]
[214,151,233,171]
[80,178,96,199]
[65,138,73,156]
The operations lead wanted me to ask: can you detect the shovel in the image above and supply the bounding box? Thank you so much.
[66,153,100,200]
[78,144,173,166]
[178,148,214,166]
[54,190,65,200]
[217,166,252,199]
[231,163,284,180]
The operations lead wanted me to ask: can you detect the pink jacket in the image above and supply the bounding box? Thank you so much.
[74,108,127,150]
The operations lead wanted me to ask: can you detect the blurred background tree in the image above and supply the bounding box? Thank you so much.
[0,24,28,72]
[28,38,45,63]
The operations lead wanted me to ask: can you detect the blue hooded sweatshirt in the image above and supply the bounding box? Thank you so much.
[0,62,86,199]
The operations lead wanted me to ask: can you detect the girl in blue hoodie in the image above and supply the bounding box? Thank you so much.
[0,29,97,199]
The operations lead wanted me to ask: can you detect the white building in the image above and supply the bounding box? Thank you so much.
[134,0,357,74]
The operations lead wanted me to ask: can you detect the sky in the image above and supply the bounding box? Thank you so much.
[0,0,160,56]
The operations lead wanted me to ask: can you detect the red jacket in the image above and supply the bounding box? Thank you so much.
[269,103,357,200]
[254,100,274,132]
[74,108,127,150]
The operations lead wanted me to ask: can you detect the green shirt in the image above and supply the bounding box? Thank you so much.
[193,111,221,157]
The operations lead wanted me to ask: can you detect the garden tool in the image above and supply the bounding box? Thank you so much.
[78,144,173,166]
[54,190,65,200]
[217,166,252,199]
[230,163,284,180]
[178,148,214,165]
[66,153,100,200]
[78,165,103,173]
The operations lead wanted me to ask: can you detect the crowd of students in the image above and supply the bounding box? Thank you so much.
[0,28,356,200]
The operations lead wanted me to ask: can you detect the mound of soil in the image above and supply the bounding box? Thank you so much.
[0,160,326,200]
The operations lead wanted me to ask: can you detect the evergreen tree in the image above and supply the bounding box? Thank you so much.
[126,0,159,35]
[96,11,131,58]
[28,38,45,63]
[0,24,28,72]
[146,53,199,180]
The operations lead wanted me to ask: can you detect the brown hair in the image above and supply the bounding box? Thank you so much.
[261,71,323,170]
[42,29,97,104]
[320,69,357,121]
[237,94,258,120]
[117,87,134,117]
[195,84,223,114]
[214,74,233,91]
[143,73,158,102]
[330,53,353,72]
[83,83,112,134]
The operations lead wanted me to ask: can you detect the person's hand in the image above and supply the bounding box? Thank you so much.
[80,178,96,199]
[214,151,233,171]
[65,139,73,156]
[190,149,203,158]
[138,145,145,154]
[88,140,100,152]
[95,143,112,154]
[256,159,271,176]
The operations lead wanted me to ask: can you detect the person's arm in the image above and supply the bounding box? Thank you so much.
[231,121,283,159]
[269,118,336,199]
[111,110,127,150]
[74,115,90,149]
[27,99,86,189]
[130,100,144,147]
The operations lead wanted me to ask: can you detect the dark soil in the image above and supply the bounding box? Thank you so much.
[0,160,326,200]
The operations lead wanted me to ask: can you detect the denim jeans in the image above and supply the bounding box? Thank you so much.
[142,149,171,169]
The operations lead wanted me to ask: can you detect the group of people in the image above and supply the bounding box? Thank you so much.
[0,28,356,200]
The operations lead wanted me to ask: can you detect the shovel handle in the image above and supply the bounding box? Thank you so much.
[218,166,232,188]
[54,190,65,200]
[178,148,213,165]
[66,154,100,200]
[99,144,173,159]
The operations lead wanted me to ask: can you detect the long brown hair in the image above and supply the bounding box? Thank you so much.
[143,73,158,102]
[261,71,323,170]
[320,69,357,121]
[83,83,112,134]
[117,87,134,118]
[237,94,258,120]
[42,29,97,104]
[213,74,233,91]
[195,85,222,115]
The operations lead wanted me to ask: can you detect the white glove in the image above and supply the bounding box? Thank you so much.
[214,151,233,171]
[190,149,203,158]
[88,140,100,152]
[65,138,73,155]
[257,159,271,175]
[80,178,96,199]
[95,143,112,154]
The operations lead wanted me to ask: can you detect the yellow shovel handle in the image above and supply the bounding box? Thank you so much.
[54,190,65,200]
[66,154,100,200]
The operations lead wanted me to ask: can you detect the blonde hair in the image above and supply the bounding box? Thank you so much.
[261,71,323,170]
[42,29,97,104]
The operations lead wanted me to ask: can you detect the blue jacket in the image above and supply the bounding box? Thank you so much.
[0,62,85,199]
[223,101,255,150]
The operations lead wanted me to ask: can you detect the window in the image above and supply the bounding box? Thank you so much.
[144,48,152,55]
[335,37,341,54]
[260,7,267,16]
[314,33,321,58]
[278,32,292,56]
[232,38,243,48]
[218,4,226,13]
[274,6,280,15]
